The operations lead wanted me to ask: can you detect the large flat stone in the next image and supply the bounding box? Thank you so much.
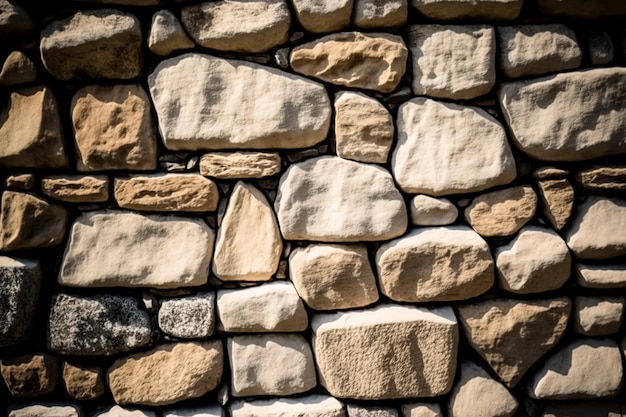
[410,0,522,20]
[8,404,81,417]
[199,152,281,179]
[231,395,345,417]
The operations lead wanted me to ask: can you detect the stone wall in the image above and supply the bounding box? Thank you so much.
[1,0,626,416]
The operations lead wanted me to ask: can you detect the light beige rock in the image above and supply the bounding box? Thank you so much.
[586,29,613,65]
[577,166,626,191]
[410,195,457,226]
[353,0,407,28]
[536,0,626,18]
[0,86,67,168]
[217,281,308,332]
[392,98,516,195]
[62,362,105,400]
[6,174,35,190]
[410,0,522,20]
[498,68,626,161]
[542,401,624,417]
[376,226,493,302]
[8,405,81,417]
[148,10,194,56]
[0,51,36,86]
[464,186,537,237]
[40,9,142,80]
[574,296,624,336]
[59,211,214,288]
[401,404,442,417]
[575,263,626,288]
[94,406,156,417]
[231,395,345,417]
[164,405,223,417]
[200,152,281,179]
[228,334,316,396]
[289,244,379,310]
[149,54,330,150]
[41,175,109,203]
[457,297,571,387]
[291,0,352,33]
[182,0,290,53]
[497,24,582,78]
[0,0,32,38]
[334,91,394,163]
[312,304,458,399]
[0,353,58,397]
[408,25,495,99]
[275,156,407,241]
[108,341,224,406]
[536,177,574,230]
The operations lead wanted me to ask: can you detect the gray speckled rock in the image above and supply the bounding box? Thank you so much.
[347,404,398,417]
[158,292,216,339]
[353,0,406,28]
[290,0,352,33]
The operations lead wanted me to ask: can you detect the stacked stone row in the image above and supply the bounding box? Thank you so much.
[1,0,626,416]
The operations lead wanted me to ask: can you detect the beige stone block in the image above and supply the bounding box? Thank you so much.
[62,362,105,400]
[42,175,109,203]
[0,51,37,86]
[353,0,407,28]
[231,395,345,417]
[291,0,352,33]
[200,152,281,179]
[574,296,624,336]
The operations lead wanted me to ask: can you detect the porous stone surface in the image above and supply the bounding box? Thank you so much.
[573,296,624,336]
[536,0,626,18]
[200,152,281,179]
[353,0,407,28]
[59,211,214,288]
[290,0,352,33]
[410,195,457,226]
[401,403,442,417]
[410,0,522,20]
[148,10,194,56]
[577,166,626,191]
[41,175,109,203]
[62,362,105,400]
[8,404,81,417]
[392,98,516,195]
[158,292,216,338]
[231,395,345,417]
[0,256,40,346]
[0,0,32,38]
[1,353,58,397]
[575,263,626,288]
[312,304,458,399]
[0,51,37,86]
[347,404,398,417]
[376,226,494,302]
[536,177,574,230]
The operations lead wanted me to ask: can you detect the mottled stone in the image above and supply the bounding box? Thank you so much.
[401,404,442,417]
[410,0,522,20]
[62,362,105,400]
[231,395,345,417]
[148,10,194,56]
[575,263,626,289]
[353,0,407,28]
[348,404,398,417]
[158,292,216,338]
[0,256,40,346]
[536,0,626,18]
[586,30,613,65]
[200,152,281,179]
[41,175,109,203]
[6,173,35,190]
[536,177,574,230]
[8,404,81,417]
[577,166,626,191]
[574,296,624,336]
[1,353,58,397]
[410,195,457,226]
[290,0,352,33]
[0,51,37,86]
[0,0,32,38]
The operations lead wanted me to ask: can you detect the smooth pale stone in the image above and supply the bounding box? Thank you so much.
[290,0,352,33]
[353,0,407,29]
[6,173,35,190]
[8,405,81,417]
[200,152,281,179]
[410,0,522,20]
[529,338,623,399]
[0,257,40,347]
[536,0,626,18]
[41,175,109,203]
[182,0,290,53]
[289,244,379,310]
[448,362,518,417]
[217,281,308,332]
[536,177,574,230]
[392,98,516,196]
[62,362,105,400]
[410,195,457,226]
[495,227,571,294]
[464,186,537,237]
[40,9,142,80]
[376,227,493,302]
[574,296,624,336]
[149,53,330,150]
[348,404,398,417]
[275,156,407,241]
[497,24,582,78]
[228,334,317,396]
[1,191,68,251]
[408,25,495,100]
[312,304,458,399]
[565,196,626,259]
[498,68,626,161]
[334,91,394,163]
[59,211,214,288]
[401,403,442,417]
[586,30,613,65]
[212,182,282,281]
[108,341,224,406]
[0,51,37,86]
[457,297,571,387]
[0,0,32,38]
[578,166,626,191]
[94,406,156,417]
[290,32,408,93]
[0,86,67,168]
[231,395,345,417]
[1,353,58,397]
[575,263,626,288]
[148,10,194,56]
[164,405,224,417]
[158,292,216,338]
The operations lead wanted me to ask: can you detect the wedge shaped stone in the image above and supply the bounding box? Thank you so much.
[231,395,345,417]
[0,51,37,87]
[575,263,626,288]
[536,177,574,230]
[63,362,105,400]
[290,0,352,33]
[148,10,194,56]
[410,0,522,20]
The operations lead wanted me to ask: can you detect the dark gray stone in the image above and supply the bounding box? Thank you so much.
[158,292,216,338]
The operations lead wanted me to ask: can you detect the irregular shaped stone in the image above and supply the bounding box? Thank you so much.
[71,84,157,171]
[536,0,626,18]
[377,227,493,302]
[457,297,571,387]
[401,404,441,417]
[217,281,308,332]
[334,91,394,163]
[41,175,109,203]
[348,404,398,417]
[410,0,522,20]
[542,401,624,417]
[158,292,216,338]
[291,0,352,33]
[164,405,224,417]
[40,10,142,80]
[0,86,67,168]
[410,195,457,226]
[290,32,408,93]
[59,211,214,288]
[148,10,194,56]
[182,0,290,53]
[497,24,582,78]
[289,244,379,310]
[529,338,623,399]
[8,404,81,417]
[565,196,626,259]
[149,54,330,150]
[228,334,316,396]
[464,186,537,237]
[0,256,40,346]
[312,304,458,399]
[536,177,574,230]
[1,191,68,251]
[586,29,613,65]
[1,353,58,397]
[0,0,32,38]
[48,293,151,356]
[108,341,223,406]
[200,152,281,179]
[574,296,624,336]
[6,173,35,190]
[62,362,105,400]
[575,263,626,288]
[276,156,407,241]
[231,395,345,417]
[392,98,516,195]
[94,406,156,417]
[449,362,518,417]
[577,166,626,191]
[0,51,37,86]
[353,0,407,28]
[498,68,626,161]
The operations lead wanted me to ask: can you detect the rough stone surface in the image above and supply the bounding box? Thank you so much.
[411,0,522,20]
[8,404,81,417]
[149,54,330,150]
[231,395,345,417]
[353,0,407,28]
[290,0,352,33]
[312,304,458,399]
[401,404,442,417]
[228,334,316,396]
[586,29,613,65]
[107,341,224,406]
[59,211,214,288]
[158,292,216,339]
[164,405,223,417]
[290,32,407,93]
[578,166,626,191]
[376,227,493,302]
[1,353,58,397]
[200,152,281,179]
[217,281,308,332]
[0,256,40,346]
[536,177,574,230]
[536,0,626,18]
[0,51,37,86]
[289,244,379,310]
[392,98,516,195]
[574,296,624,336]
[464,186,537,237]
[40,9,142,80]
[410,195,457,226]
[498,68,626,161]
[72,84,157,171]
[94,406,156,417]
[275,156,407,241]
[6,174,35,190]
[348,404,398,417]
[542,401,625,417]
[575,263,626,289]
[41,175,109,203]
[148,10,194,56]
[62,362,105,400]
[0,0,32,38]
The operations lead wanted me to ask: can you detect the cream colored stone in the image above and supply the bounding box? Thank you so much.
[353,0,407,28]
[536,0,626,18]
[401,404,442,417]
[536,177,574,230]
[410,195,457,226]
[62,362,105,400]
[231,395,345,417]
[148,10,194,56]
[574,296,624,336]
[94,406,156,417]
[199,152,281,179]
[41,175,109,203]
[577,166,626,191]
[0,51,36,86]
[9,405,80,417]
[290,32,408,93]
[291,0,352,33]
[575,263,626,288]
[410,0,522,20]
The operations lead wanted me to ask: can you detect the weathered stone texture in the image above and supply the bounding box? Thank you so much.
[290,0,353,33]
[148,10,194,56]
[578,166,626,191]
[41,175,109,203]
[158,292,216,339]
[536,177,574,230]
[6,173,35,190]
[348,404,398,417]
[401,403,442,417]
[410,0,522,20]
[1,353,58,397]
[200,152,281,179]
[410,195,457,226]
[0,51,37,86]
[8,404,81,417]
[353,0,407,28]
[0,0,32,38]
[62,362,105,400]
[573,296,624,336]
[231,395,345,417]
[94,406,156,417]
[575,263,626,289]
[0,256,40,346]
[163,406,223,417]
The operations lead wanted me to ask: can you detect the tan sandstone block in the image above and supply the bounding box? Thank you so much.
[1,353,58,397]
[41,175,109,203]
[0,51,37,86]
[200,152,281,179]
[62,362,105,400]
